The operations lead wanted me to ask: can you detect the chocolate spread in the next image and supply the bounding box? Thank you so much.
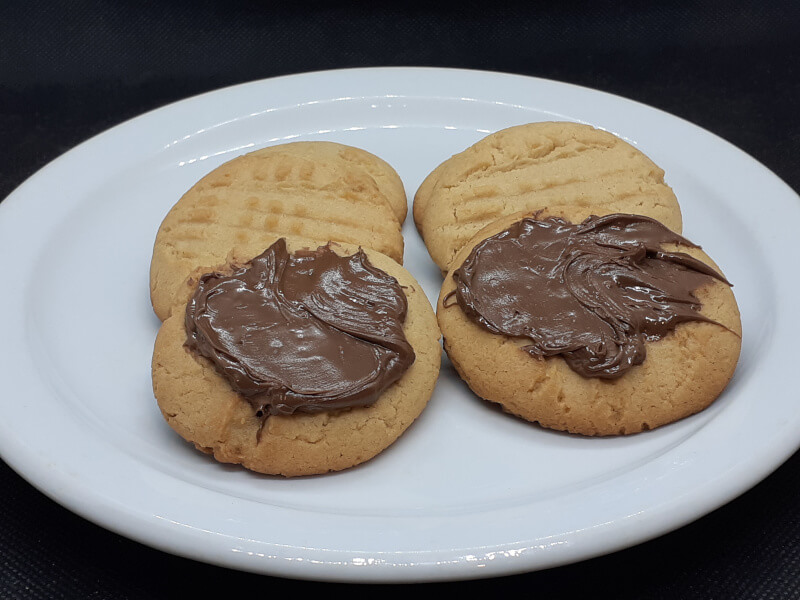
[185,239,415,415]
[449,214,730,379]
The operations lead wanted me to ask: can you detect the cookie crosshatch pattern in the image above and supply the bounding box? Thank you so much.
[414,122,683,272]
[150,142,408,321]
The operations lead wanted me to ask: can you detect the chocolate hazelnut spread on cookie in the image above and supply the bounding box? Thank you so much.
[449,214,730,379]
[185,239,415,416]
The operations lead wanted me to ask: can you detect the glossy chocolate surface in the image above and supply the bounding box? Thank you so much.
[185,240,415,415]
[450,214,729,378]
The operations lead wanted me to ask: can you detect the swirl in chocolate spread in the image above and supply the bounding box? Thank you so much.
[185,239,415,416]
[448,213,731,379]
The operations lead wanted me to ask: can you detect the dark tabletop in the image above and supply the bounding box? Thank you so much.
[2,1,799,598]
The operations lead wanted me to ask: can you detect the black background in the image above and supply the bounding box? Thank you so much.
[1,1,799,598]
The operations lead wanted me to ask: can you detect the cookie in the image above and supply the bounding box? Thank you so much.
[150,143,405,321]
[436,207,741,436]
[415,121,683,272]
[254,141,408,223]
[152,237,442,477]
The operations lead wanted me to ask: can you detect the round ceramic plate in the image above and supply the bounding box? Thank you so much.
[0,67,797,583]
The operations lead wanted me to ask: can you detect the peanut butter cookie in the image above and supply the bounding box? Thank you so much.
[150,142,406,321]
[437,207,741,436]
[415,121,683,272]
[152,237,441,476]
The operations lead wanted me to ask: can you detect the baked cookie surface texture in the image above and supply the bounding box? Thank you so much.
[437,208,741,436]
[150,141,407,321]
[153,238,441,476]
[253,140,408,222]
[414,121,683,272]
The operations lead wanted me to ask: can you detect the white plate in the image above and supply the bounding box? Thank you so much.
[0,67,797,584]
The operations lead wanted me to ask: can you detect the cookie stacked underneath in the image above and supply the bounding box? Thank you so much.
[150,141,410,321]
[150,142,441,476]
[414,121,684,274]
[417,122,741,435]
